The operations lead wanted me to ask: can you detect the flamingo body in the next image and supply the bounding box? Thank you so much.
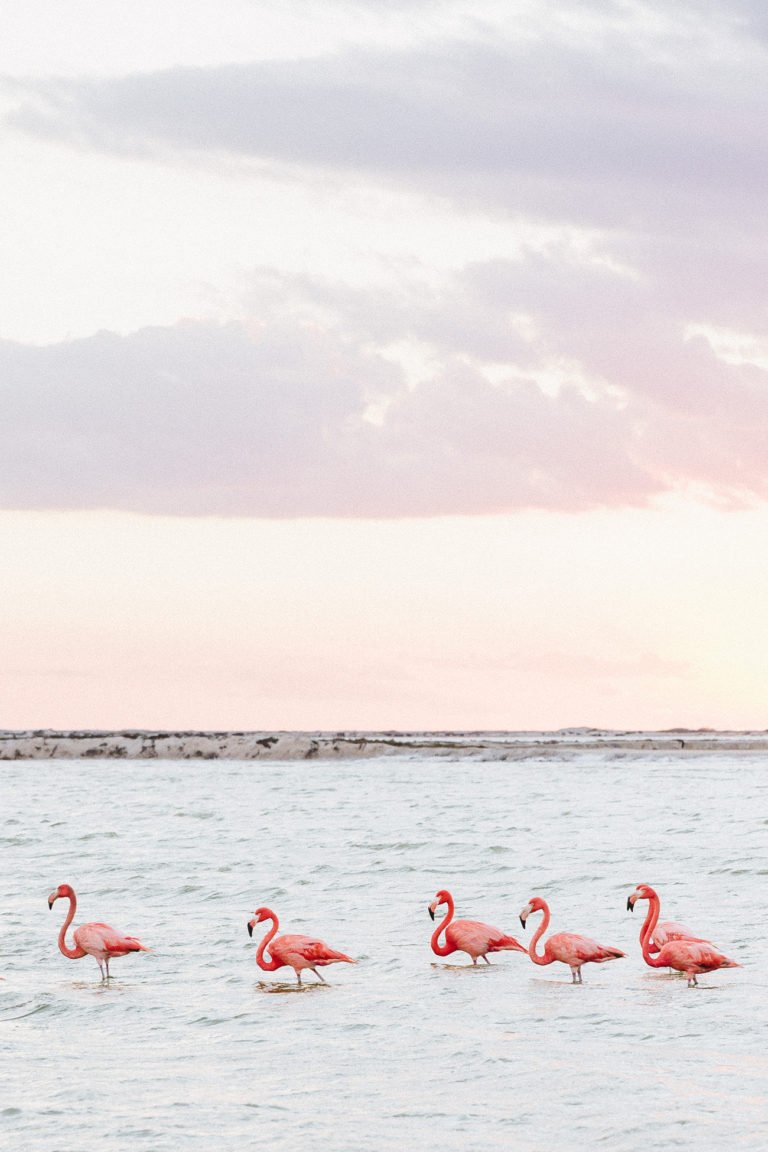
[627,884,739,986]
[48,884,148,980]
[444,918,527,961]
[538,931,626,970]
[248,907,355,985]
[266,933,355,975]
[73,923,148,963]
[648,920,710,953]
[520,896,624,983]
[428,890,526,964]
[654,939,740,982]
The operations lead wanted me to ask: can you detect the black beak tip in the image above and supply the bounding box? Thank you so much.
[48,899,53,910]
[519,916,527,929]
[247,923,253,937]
[428,907,435,921]
[626,898,634,912]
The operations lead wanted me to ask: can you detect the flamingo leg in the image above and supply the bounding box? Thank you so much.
[311,968,327,984]
[482,955,491,965]
[688,974,698,987]
[570,967,583,984]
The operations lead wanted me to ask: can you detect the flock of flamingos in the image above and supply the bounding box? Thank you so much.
[47,881,741,988]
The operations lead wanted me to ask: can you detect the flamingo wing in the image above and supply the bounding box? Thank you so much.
[546,932,625,966]
[657,939,739,975]
[651,920,710,951]
[75,922,149,957]
[274,933,354,967]
[448,919,526,957]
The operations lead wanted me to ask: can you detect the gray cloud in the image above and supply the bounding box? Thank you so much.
[0,312,660,518]
[6,7,768,237]
[2,256,767,519]
[0,321,394,516]
[4,2,768,519]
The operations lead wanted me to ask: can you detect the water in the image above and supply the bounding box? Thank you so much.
[2,750,766,1150]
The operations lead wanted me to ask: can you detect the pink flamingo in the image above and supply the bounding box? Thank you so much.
[48,883,149,980]
[628,884,711,959]
[627,884,740,986]
[428,889,527,965]
[247,906,355,986]
[519,895,625,983]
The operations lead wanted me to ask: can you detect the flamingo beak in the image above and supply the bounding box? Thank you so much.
[627,897,635,912]
[48,898,53,910]
[428,905,435,921]
[247,921,254,937]
[519,915,527,929]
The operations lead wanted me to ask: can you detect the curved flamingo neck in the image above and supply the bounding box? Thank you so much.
[56,889,86,959]
[528,901,554,966]
[256,912,281,972]
[430,893,456,957]
[638,893,665,968]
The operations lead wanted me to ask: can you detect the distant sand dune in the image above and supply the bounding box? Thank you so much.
[1,729,767,761]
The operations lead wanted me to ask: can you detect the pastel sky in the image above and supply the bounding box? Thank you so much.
[2,0,767,730]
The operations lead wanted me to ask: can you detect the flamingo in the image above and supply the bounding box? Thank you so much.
[428,889,527,965]
[247,906,355,986]
[519,895,625,983]
[48,883,149,980]
[627,884,740,986]
[623,882,710,955]
[630,885,711,960]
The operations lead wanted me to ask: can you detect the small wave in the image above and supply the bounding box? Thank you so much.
[0,1000,58,1022]
[349,842,429,852]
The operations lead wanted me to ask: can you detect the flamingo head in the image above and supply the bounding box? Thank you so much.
[626,883,657,912]
[428,890,451,921]
[47,883,73,909]
[247,906,274,936]
[519,896,545,928]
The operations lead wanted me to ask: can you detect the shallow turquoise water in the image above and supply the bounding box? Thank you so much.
[1,752,766,1150]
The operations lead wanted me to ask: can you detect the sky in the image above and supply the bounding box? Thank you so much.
[2,0,767,731]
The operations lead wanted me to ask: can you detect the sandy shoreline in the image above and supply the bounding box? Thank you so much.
[2,728,767,760]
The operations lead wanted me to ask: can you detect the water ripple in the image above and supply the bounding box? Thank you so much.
[0,751,764,1151]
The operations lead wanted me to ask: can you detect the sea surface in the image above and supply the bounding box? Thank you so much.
[1,746,766,1150]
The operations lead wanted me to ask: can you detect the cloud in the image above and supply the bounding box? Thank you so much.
[3,2,768,519]
[0,309,653,518]
[517,650,691,680]
[6,9,768,239]
[2,252,767,519]
[0,320,395,516]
